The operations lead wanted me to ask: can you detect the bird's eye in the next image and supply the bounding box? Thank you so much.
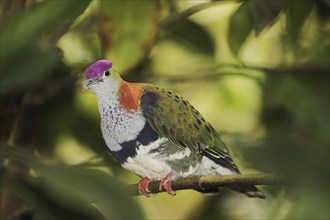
[104,70,110,77]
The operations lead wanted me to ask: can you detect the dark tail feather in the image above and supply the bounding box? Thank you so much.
[230,185,266,199]
[195,188,220,195]
[196,186,265,198]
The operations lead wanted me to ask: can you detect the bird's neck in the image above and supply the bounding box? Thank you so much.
[93,80,145,113]
[92,81,120,106]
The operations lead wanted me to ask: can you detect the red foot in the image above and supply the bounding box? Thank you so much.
[159,172,176,196]
[138,177,151,197]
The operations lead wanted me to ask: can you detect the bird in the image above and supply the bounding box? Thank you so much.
[83,59,265,198]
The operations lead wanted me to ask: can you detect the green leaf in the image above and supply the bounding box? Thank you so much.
[1,0,90,94]
[99,0,161,72]
[249,0,286,35]
[228,2,253,55]
[228,1,288,55]
[8,179,105,220]
[2,0,91,64]
[0,43,61,94]
[286,1,314,42]
[6,147,144,220]
[163,18,215,55]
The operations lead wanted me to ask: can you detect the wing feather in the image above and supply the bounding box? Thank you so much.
[140,85,239,173]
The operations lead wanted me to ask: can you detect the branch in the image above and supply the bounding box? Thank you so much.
[151,64,329,84]
[128,173,287,196]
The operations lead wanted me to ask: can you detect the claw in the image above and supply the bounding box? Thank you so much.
[138,177,151,197]
[159,172,176,196]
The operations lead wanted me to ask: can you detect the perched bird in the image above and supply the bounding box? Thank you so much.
[83,59,265,198]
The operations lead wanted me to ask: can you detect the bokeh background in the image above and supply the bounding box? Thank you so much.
[1,0,329,219]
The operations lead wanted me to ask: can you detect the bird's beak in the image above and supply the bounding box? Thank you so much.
[83,78,103,91]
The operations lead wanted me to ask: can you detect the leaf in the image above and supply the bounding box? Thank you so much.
[0,43,61,94]
[249,0,286,35]
[163,18,215,55]
[228,2,253,55]
[8,179,105,220]
[228,1,289,55]
[286,1,315,42]
[1,0,90,94]
[6,147,144,220]
[99,0,161,72]
[2,0,91,64]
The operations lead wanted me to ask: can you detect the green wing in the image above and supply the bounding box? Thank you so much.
[140,85,240,173]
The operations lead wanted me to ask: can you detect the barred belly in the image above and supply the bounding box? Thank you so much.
[121,138,203,180]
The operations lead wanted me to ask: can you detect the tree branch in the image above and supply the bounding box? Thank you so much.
[151,64,329,84]
[128,173,287,196]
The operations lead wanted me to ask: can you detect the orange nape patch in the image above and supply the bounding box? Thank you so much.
[118,82,144,111]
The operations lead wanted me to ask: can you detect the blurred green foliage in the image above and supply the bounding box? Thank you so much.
[5,148,143,220]
[1,0,329,219]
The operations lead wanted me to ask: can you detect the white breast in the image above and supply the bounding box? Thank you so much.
[98,102,145,152]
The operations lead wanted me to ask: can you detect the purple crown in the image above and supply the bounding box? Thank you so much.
[84,60,113,79]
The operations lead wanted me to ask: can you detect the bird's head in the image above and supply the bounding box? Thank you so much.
[83,60,123,98]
